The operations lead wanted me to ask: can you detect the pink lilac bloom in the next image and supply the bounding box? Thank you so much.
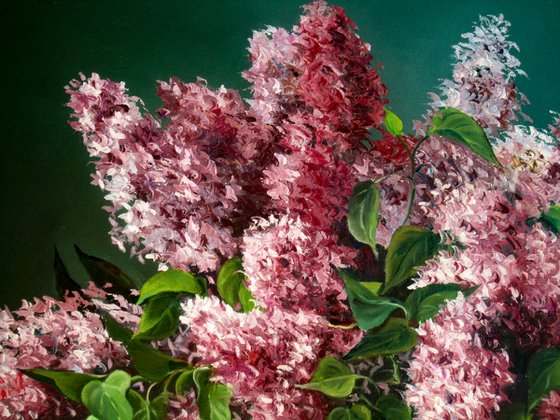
[549,111,560,140]
[243,0,387,152]
[176,296,361,419]
[0,287,132,419]
[414,14,530,137]
[242,214,355,322]
[66,74,275,273]
[539,391,560,420]
[405,295,514,420]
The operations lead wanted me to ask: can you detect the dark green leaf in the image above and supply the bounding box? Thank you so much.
[81,370,133,420]
[328,405,372,420]
[495,402,530,420]
[133,295,181,341]
[428,107,501,165]
[384,108,403,136]
[541,205,560,233]
[527,347,560,411]
[20,369,103,402]
[54,247,82,299]
[375,395,412,420]
[343,318,417,360]
[297,356,363,398]
[338,268,406,331]
[347,181,380,252]
[404,283,476,323]
[370,356,401,385]
[193,367,232,420]
[137,269,204,305]
[383,226,440,295]
[75,245,136,297]
[102,313,188,381]
[175,368,196,395]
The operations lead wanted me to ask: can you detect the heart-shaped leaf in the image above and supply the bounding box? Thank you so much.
[102,313,188,381]
[527,347,560,411]
[175,368,196,395]
[297,356,363,398]
[137,269,204,305]
[216,258,255,312]
[383,226,440,295]
[347,181,380,252]
[193,367,232,420]
[127,389,170,420]
[405,283,476,323]
[20,369,104,402]
[133,295,181,341]
[81,370,133,420]
[54,247,82,299]
[375,395,412,420]
[338,268,406,330]
[428,107,501,165]
[75,245,136,298]
[384,108,404,136]
[327,404,372,420]
[343,318,417,360]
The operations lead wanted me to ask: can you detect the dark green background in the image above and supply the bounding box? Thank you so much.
[2,0,559,308]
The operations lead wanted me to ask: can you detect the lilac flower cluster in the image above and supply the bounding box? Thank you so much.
[2,2,560,419]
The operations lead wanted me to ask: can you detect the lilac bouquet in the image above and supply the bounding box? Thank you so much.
[2,1,560,419]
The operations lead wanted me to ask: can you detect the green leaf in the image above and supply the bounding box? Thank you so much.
[370,356,401,385]
[541,205,560,233]
[328,404,372,420]
[20,369,103,402]
[361,282,383,296]
[338,268,406,331]
[527,347,560,411]
[405,283,476,323]
[128,390,170,420]
[54,247,82,299]
[428,107,501,165]
[495,402,531,420]
[133,295,181,341]
[384,108,403,136]
[102,313,188,381]
[81,370,133,420]
[175,368,196,395]
[375,395,412,420]
[383,226,440,295]
[350,405,372,420]
[217,258,245,306]
[347,181,380,252]
[343,318,417,361]
[216,258,255,312]
[137,269,204,305]
[75,245,136,298]
[297,356,362,398]
[238,284,255,312]
[193,367,232,420]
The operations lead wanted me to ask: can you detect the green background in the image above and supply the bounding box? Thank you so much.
[2,0,559,308]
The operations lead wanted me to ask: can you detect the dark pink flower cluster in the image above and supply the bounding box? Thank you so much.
[404,14,560,418]
[177,296,359,418]
[0,287,134,418]
[15,2,557,419]
[64,2,391,417]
